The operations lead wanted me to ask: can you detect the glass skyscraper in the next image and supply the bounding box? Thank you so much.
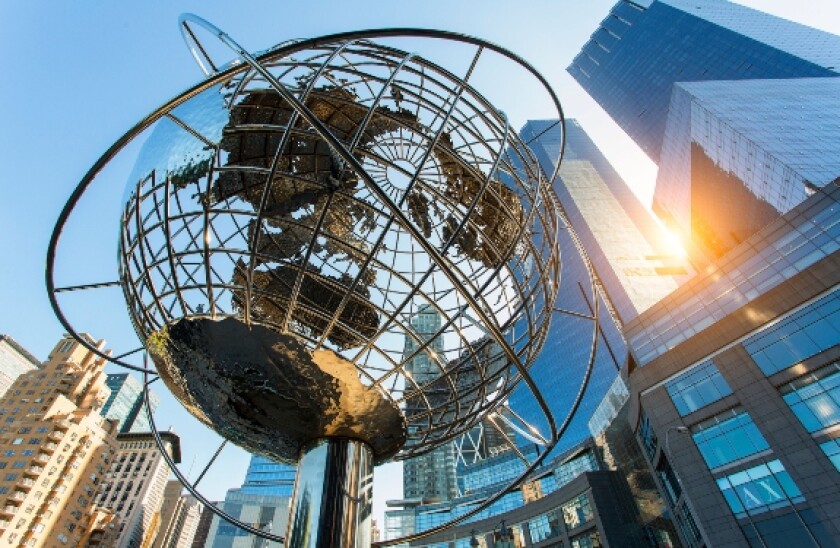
[656,77,840,261]
[568,0,840,163]
[101,372,160,433]
[522,118,692,326]
[239,455,296,498]
[402,305,459,502]
[204,455,296,547]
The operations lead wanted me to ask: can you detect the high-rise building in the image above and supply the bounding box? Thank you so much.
[238,455,296,498]
[402,305,458,502]
[153,480,202,548]
[625,184,840,546]
[92,431,181,547]
[0,335,41,398]
[203,490,288,548]
[521,119,693,326]
[203,455,294,547]
[568,0,840,163]
[656,77,840,261]
[101,373,161,434]
[190,501,219,548]
[0,335,119,547]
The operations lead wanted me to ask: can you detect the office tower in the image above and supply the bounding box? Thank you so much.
[238,455,296,498]
[0,335,118,546]
[624,185,840,546]
[387,439,660,546]
[522,119,693,326]
[203,490,288,548]
[568,0,840,164]
[203,455,294,547]
[92,431,180,547]
[190,501,218,548]
[0,335,40,398]
[153,480,202,548]
[101,373,161,433]
[402,305,458,502]
[656,77,840,261]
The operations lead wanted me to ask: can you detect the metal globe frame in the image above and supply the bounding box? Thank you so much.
[46,14,605,547]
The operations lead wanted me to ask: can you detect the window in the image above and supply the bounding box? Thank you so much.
[638,409,658,460]
[692,408,770,470]
[4,473,17,481]
[745,289,840,376]
[27,439,40,445]
[666,360,732,415]
[20,451,32,457]
[656,456,681,506]
[715,459,804,518]
[527,510,563,543]
[12,461,24,469]
[11,439,22,446]
[781,362,840,433]
[819,439,840,472]
[57,341,73,353]
[570,530,602,548]
[561,493,594,529]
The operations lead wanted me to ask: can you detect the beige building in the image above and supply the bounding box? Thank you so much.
[0,334,118,546]
[0,335,41,399]
[153,480,201,548]
[93,431,180,547]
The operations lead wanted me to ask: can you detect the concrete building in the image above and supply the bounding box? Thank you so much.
[153,480,202,548]
[0,334,118,547]
[568,0,840,163]
[101,373,160,434]
[0,335,41,399]
[93,431,181,547]
[625,185,840,546]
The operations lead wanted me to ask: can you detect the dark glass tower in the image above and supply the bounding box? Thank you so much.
[568,0,840,163]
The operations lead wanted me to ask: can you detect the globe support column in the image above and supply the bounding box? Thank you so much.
[287,438,374,548]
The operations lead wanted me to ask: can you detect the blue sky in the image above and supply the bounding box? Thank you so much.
[1,0,838,531]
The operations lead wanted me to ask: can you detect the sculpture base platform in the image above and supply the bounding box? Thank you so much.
[287,438,374,548]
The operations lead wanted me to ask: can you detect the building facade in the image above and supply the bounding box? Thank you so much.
[92,431,181,547]
[625,184,840,547]
[387,438,676,547]
[568,0,840,163]
[655,77,840,262]
[153,480,202,548]
[403,306,459,502]
[101,373,161,434]
[0,335,41,399]
[203,490,288,548]
[0,335,118,547]
[203,454,294,547]
[521,119,692,326]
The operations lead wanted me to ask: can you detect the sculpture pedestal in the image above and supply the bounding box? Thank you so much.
[287,438,374,548]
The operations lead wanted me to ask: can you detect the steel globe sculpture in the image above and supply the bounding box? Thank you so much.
[47,15,592,547]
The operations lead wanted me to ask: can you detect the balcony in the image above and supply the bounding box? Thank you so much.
[17,479,34,489]
[9,492,26,501]
[1,506,17,516]
[32,453,49,464]
[24,466,43,476]
[42,442,57,453]
[47,431,64,441]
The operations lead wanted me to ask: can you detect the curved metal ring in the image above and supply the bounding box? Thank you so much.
[45,16,589,547]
